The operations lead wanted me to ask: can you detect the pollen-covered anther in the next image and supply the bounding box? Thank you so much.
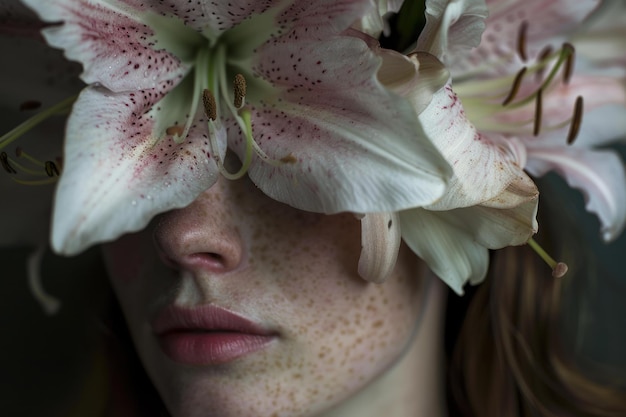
[562,43,575,85]
[533,88,543,136]
[233,74,247,109]
[166,125,185,136]
[517,21,528,62]
[279,153,297,164]
[45,161,60,177]
[202,89,217,121]
[502,67,527,106]
[567,96,584,145]
[1,151,17,174]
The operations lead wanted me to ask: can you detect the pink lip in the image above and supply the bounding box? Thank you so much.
[152,305,277,365]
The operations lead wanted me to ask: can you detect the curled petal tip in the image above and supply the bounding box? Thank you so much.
[358,212,401,284]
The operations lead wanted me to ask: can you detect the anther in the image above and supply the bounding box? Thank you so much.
[1,151,17,174]
[202,89,217,121]
[19,100,42,111]
[44,161,60,177]
[533,88,543,136]
[535,45,553,81]
[502,67,527,106]
[567,96,583,144]
[233,74,247,109]
[527,237,568,278]
[15,147,45,167]
[166,125,185,136]
[562,43,575,85]
[279,153,297,164]
[517,21,528,62]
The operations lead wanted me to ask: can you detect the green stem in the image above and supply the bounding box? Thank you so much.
[0,95,77,150]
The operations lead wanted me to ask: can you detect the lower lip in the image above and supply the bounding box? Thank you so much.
[157,332,276,365]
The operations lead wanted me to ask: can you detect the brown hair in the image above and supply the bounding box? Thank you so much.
[448,242,626,417]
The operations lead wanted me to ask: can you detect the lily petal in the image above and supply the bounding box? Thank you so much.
[400,183,537,294]
[51,86,221,254]
[526,145,626,242]
[238,34,451,213]
[358,212,401,283]
[451,0,600,78]
[400,207,489,295]
[574,0,626,67]
[355,0,405,38]
[419,82,528,209]
[454,189,538,247]
[415,0,488,64]
[22,0,190,92]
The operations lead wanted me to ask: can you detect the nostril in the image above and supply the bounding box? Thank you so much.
[186,252,230,270]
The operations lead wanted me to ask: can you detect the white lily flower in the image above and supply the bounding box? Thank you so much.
[2,0,453,255]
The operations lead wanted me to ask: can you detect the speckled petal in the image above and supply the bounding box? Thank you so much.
[51,86,221,255]
[21,0,189,92]
[420,83,526,210]
[237,35,450,213]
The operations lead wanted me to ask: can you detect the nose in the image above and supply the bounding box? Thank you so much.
[153,179,245,274]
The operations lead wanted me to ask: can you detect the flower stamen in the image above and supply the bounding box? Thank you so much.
[0,96,76,150]
[527,237,569,278]
[562,43,575,85]
[165,125,185,136]
[280,153,297,164]
[567,96,584,144]
[502,67,527,106]
[202,89,217,120]
[45,160,60,177]
[535,45,553,81]
[533,88,543,136]
[16,147,45,168]
[1,151,17,174]
[502,43,576,110]
[233,73,246,109]
[517,21,528,62]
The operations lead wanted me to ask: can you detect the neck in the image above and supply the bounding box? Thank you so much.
[323,271,448,417]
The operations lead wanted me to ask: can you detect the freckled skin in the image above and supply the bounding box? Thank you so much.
[103,176,428,417]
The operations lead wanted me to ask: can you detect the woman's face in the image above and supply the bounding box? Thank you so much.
[103,175,427,417]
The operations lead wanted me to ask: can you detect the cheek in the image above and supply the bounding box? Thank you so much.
[239,216,421,399]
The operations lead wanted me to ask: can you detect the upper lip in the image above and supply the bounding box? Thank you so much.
[152,304,275,336]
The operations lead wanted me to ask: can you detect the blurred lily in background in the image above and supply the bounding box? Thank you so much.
[366,0,626,293]
[439,0,626,242]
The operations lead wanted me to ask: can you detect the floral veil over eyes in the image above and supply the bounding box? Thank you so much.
[1,0,625,305]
